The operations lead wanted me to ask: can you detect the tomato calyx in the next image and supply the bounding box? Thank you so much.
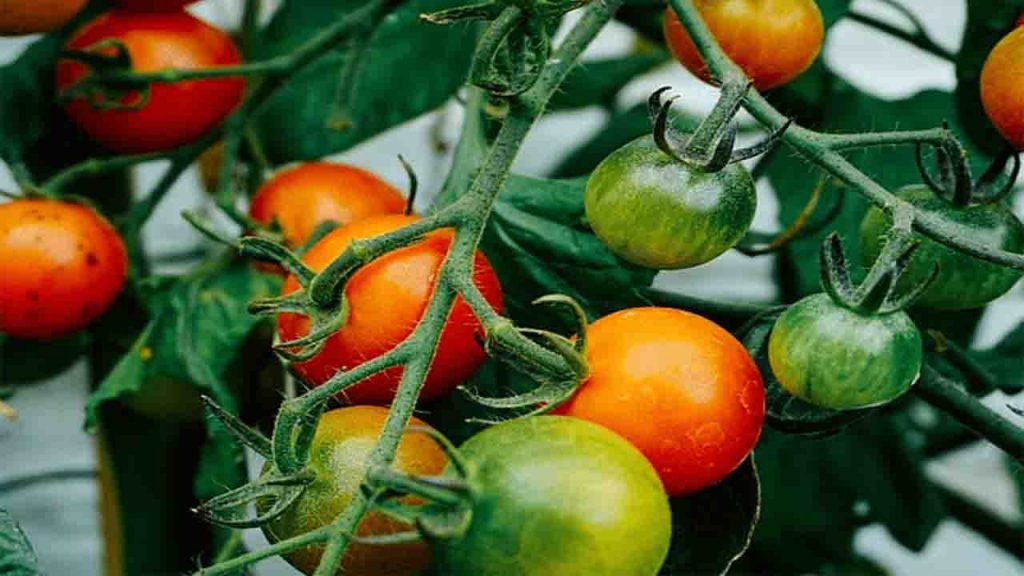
[423,0,589,96]
[461,295,588,418]
[58,39,151,111]
[820,213,938,315]
[916,136,1020,207]
[649,84,791,173]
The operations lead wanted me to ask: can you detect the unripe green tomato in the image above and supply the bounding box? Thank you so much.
[433,416,671,576]
[585,136,756,269]
[768,294,923,410]
[860,186,1024,309]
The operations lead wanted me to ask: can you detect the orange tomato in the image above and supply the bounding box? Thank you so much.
[663,0,824,90]
[555,307,765,495]
[278,214,504,405]
[261,406,447,576]
[0,200,127,340]
[0,0,87,36]
[981,26,1024,150]
[249,162,407,248]
[56,11,244,153]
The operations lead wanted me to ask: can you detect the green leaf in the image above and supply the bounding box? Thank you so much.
[659,458,760,576]
[481,175,657,326]
[767,86,989,300]
[549,51,667,111]
[0,509,39,576]
[818,0,854,28]
[253,0,478,164]
[0,332,88,386]
[955,0,1021,155]
[972,323,1024,394]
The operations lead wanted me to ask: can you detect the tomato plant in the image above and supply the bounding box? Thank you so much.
[0,200,127,340]
[56,10,244,153]
[861,186,1024,310]
[430,416,672,576]
[663,0,824,90]
[278,214,504,404]
[555,307,764,495]
[249,162,407,247]
[981,26,1024,150]
[585,135,756,269]
[260,406,447,576]
[0,0,86,36]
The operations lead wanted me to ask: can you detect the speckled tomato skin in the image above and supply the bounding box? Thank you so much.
[259,406,447,576]
[585,136,756,270]
[277,214,504,405]
[768,294,923,410]
[249,162,406,247]
[554,307,764,496]
[663,0,824,90]
[56,11,244,153]
[860,186,1024,310]
[0,200,127,339]
[981,26,1024,149]
[434,416,672,576]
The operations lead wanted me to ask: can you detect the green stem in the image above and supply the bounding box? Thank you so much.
[916,364,1024,466]
[934,483,1023,560]
[241,0,263,58]
[196,525,331,575]
[0,469,96,494]
[846,8,956,63]
[667,0,1024,271]
[823,127,949,151]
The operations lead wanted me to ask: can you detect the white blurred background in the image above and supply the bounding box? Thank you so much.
[1,0,1021,574]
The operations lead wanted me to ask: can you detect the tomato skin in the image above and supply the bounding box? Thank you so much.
[768,294,923,410]
[860,186,1024,309]
[114,0,198,9]
[434,416,671,576]
[260,406,447,576]
[250,162,407,247]
[981,26,1024,149]
[0,200,127,340]
[663,0,824,90]
[585,135,756,270]
[56,11,244,154]
[278,214,503,405]
[555,307,764,495]
[0,0,87,35]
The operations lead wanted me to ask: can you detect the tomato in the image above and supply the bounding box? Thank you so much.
[261,406,447,576]
[768,293,923,410]
[114,0,199,9]
[0,199,127,340]
[250,162,407,247]
[0,0,87,35]
[585,135,756,269]
[278,214,503,404]
[663,0,824,90]
[981,26,1024,149]
[554,307,763,495]
[433,416,671,576]
[56,11,244,154]
[860,186,1024,309]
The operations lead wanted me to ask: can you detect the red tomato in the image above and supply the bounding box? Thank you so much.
[56,11,244,154]
[663,0,824,90]
[278,214,504,405]
[0,0,87,36]
[0,200,127,340]
[249,162,407,248]
[981,26,1024,150]
[114,0,199,9]
[555,307,765,495]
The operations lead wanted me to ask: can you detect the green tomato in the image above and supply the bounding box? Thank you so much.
[585,135,756,269]
[861,186,1024,309]
[768,294,923,410]
[434,416,672,576]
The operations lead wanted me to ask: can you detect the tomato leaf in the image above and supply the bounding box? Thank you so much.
[549,51,668,111]
[659,458,760,576]
[818,0,853,28]
[0,509,39,576]
[955,0,1021,155]
[971,323,1024,394]
[253,0,478,164]
[481,175,657,326]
